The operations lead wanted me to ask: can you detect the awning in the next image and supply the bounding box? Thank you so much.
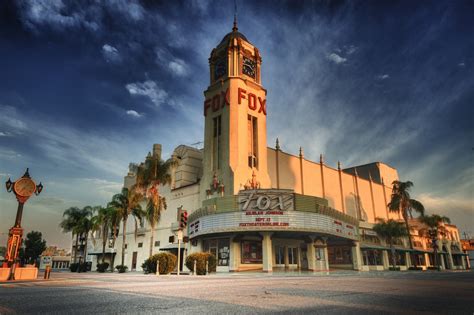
[360,244,389,250]
[160,244,184,250]
[87,252,116,256]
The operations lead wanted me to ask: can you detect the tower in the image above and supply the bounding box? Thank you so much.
[201,18,270,200]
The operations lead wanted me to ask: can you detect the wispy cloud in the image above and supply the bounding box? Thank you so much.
[125,80,168,108]
[102,44,122,63]
[327,52,347,64]
[168,59,188,77]
[126,109,143,118]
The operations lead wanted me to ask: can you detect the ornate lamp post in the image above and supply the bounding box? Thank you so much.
[4,168,43,279]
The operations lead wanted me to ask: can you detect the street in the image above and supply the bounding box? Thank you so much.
[0,270,473,314]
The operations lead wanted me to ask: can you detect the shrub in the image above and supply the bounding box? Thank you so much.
[69,263,79,272]
[97,262,109,273]
[185,252,217,275]
[142,252,177,275]
[78,262,89,272]
[115,265,128,273]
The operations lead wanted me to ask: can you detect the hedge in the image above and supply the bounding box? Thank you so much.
[185,252,217,275]
[142,252,177,275]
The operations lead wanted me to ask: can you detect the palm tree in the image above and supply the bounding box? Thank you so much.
[60,206,93,264]
[109,187,145,268]
[75,206,95,267]
[135,155,175,257]
[387,181,425,251]
[91,206,116,265]
[373,219,408,269]
[60,207,82,263]
[145,197,167,257]
[419,214,451,270]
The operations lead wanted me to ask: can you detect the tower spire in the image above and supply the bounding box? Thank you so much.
[233,0,238,32]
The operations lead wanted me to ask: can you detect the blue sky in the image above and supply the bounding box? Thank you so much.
[0,0,473,248]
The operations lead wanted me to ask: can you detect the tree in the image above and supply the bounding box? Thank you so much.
[23,231,47,265]
[92,206,116,265]
[418,214,451,270]
[135,155,175,257]
[75,206,95,265]
[60,206,94,266]
[109,187,145,269]
[144,197,166,257]
[388,181,425,251]
[373,219,408,269]
[60,207,83,263]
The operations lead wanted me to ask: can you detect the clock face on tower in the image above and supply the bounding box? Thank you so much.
[242,56,256,78]
[214,58,227,80]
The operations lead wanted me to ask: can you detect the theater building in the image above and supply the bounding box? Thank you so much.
[104,21,466,273]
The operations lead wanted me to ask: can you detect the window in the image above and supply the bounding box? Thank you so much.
[138,242,143,248]
[247,115,258,168]
[241,240,262,264]
[154,241,160,247]
[203,238,230,266]
[390,251,406,265]
[212,115,222,170]
[362,249,383,266]
[328,246,352,265]
[275,246,284,264]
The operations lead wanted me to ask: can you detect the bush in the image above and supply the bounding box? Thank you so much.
[142,252,177,275]
[185,252,217,275]
[97,262,110,273]
[69,263,79,272]
[115,265,128,273]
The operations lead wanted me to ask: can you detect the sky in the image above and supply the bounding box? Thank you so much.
[0,0,473,249]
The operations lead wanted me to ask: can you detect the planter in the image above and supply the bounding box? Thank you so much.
[0,268,11,281]
[14,267,38,280]
[408,266,423,271]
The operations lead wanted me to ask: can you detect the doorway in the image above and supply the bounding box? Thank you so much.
[131,252,138,270]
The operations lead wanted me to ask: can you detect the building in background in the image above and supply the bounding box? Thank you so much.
[461,238,473,269]
[39,246,71,270]
[95,19,466,273]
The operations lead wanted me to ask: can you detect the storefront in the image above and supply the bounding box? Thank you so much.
[189,189,359,272]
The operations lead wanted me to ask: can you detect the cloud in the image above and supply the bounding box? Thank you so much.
[345,45,358,55]
[18,0,100,33]
[125,80,168,108]
[126,110,143,118]
[0,149,21,160]
[102,44,122,63]
[327,52,347,64]
[377,74,390,80]
[168,59,188,77]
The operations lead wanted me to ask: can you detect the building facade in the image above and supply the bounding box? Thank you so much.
[97,21,466,273]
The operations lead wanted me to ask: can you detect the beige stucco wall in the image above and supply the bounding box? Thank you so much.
[265,148,400,224]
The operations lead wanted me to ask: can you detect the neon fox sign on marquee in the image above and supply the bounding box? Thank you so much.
[204,87,266,116]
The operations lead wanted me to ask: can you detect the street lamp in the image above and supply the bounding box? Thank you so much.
[3,168,43,279]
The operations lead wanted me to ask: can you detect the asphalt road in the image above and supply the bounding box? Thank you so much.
[0,270,473,314]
